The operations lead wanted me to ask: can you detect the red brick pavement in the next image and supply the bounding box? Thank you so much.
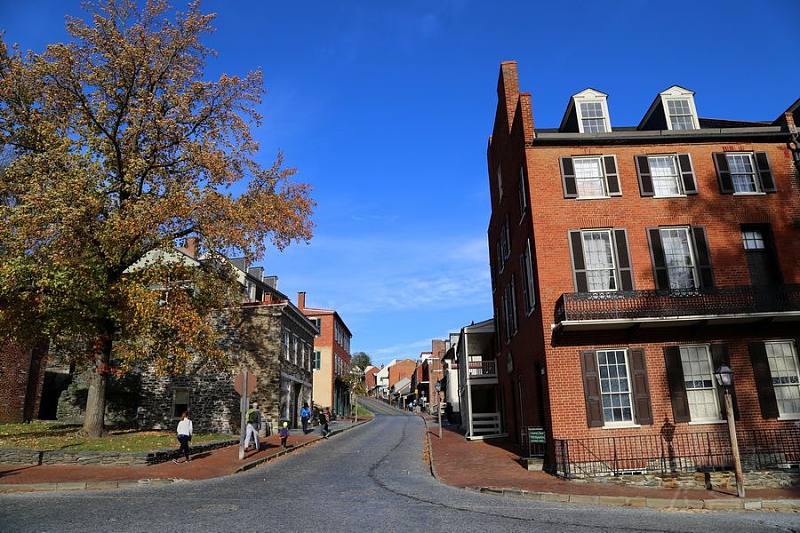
[0,431,319,485]
[425,418,800,501]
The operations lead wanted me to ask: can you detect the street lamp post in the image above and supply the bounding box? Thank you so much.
[714,364,745,498]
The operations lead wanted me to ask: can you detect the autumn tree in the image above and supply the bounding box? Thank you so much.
[0,0,313,436]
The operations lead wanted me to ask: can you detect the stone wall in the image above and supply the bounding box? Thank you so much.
[56,371,140,426]
[0,439,237,466]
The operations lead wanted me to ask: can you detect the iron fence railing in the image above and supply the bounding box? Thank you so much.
[467,360,497,377]
[554,427,800,478]
[554,284,800,324]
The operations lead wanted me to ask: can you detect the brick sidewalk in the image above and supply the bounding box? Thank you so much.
[425,419,800,503]
[0,420,364,486]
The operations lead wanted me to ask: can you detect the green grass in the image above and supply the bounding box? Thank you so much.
[354,404,373,418]
[0,420,232,452]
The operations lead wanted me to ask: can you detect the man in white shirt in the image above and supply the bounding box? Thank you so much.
[243,402,261,452]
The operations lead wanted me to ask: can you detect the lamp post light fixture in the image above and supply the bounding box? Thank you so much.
[714,363,745,498]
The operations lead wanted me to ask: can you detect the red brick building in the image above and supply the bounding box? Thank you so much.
[388,359,416,390]
[298,292,353,417]
[487,61,800,474]
[0,340,48,423]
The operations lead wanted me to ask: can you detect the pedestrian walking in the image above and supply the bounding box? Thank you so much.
[173,411,192,464]
[279,421,290,448]
[300,402,311,434]
[319,409,329,438]
[244,402,262,452]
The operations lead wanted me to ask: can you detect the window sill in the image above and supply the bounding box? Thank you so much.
[652,194,687,199]
[777,415,800,421]
[602,423,641,430]
[575,196,611,201]
[688,419,726,425]
[732,192,766,196]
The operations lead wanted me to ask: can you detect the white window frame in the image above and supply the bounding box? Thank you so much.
[574,95,611,134]
[647,154,685,198]
[595,349,636,427]
[518,166,528,222]
[293,334,299,365]
[662,95,699,131]
[725,152,763,195]
[313,350,321,370]
[521,239,536,315]
[765,340,800,419]
[283,330,290,360]
[501,291,511,343]
[679,344,722,423]
[581,229,619,293]
[572,156,609,199]
[496,164,503,200]
[659,227,699,290]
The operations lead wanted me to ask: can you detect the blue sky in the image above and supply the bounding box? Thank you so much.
[2,1,799,366]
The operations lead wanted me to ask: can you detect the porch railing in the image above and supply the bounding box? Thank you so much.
[554,284,800,324]
[467,360,497,378]
[471,412,502,436]
[554,427,800,478]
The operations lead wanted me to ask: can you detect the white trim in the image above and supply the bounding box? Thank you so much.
[660,88,699,131]
[647,154,686,198]
[573,90,612,134]
[688,420,726,425]
[572,156,608,199]
[777,415,800,421]
[602,423,641,430]
[557,310,800,329]
[595,348,636,425]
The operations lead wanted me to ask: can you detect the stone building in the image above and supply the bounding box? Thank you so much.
[138,299,316,433]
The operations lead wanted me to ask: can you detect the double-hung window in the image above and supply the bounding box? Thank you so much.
[573,157,607,198]
[496,164,503,200]
[765,341,800,418]
[648,156,683,196]
[579,101,608,133]
[666,99,696,130]
[679,345,721,422]
[508,276,518,336]
[569,229,633,293]
[714,152,776,194]
[581,230,617,292]
[518,166,528,220]
[596,349,634,424]
[283,330,290,360]
[313,350,321,370]
[293,335,299,365]
[660,228,697,290]
[520,239,536,313]
[499,217,510,269]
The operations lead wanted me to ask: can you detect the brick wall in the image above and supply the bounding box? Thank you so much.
[388,359,416,389]
[0,340,48,423]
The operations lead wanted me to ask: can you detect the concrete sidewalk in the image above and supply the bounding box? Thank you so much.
[0,418,370,492]
[422,416,800,511]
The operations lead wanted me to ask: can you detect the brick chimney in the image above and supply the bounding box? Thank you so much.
[297,291,306,309]
[181,237,198,258]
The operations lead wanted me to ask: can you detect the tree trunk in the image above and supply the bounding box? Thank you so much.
[82,332,113,437]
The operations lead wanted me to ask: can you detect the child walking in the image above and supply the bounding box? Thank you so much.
[279,421,290,448]
[174,411,193,463]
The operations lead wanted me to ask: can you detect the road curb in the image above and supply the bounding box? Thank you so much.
[0,420,373,494]
[420,416,441,481]
[234,418,373,474]
[466,486,800,512]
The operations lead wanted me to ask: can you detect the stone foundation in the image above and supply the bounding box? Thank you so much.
[569,469,800,490]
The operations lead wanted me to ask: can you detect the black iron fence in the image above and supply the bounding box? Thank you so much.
[554,427,800,478]
[554,284,800,324]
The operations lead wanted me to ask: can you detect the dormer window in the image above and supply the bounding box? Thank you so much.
[666,98,695,130]
[560,89,611,134]
[579,101,608,133]
[638,86,700,132]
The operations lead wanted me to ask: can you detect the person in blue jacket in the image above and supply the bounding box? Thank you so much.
[300,402,311,434]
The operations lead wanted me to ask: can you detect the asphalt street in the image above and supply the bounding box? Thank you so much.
[1,400,798,533]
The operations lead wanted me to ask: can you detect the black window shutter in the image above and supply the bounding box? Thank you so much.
[580,350,604,427]
[647,228,669,290]
[713,153,734,194]
[636,156,655,197]
[677,154,697,195]
[754,152,777,192]
[710,344,739,420]
[561,157,578,198]
[613,229,634,291]
[569,230,588,293]
[691,226,714,289]
[749,341,779,419]
[629,348,653,425]
[664,346,691,423]
[603,155,621,196]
